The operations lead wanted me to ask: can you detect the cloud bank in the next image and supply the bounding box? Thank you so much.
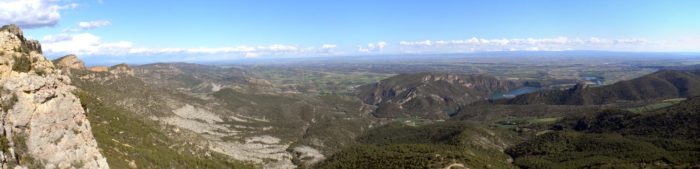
[0,0,77,28]
[78,20,111,30]
[358,41,387,52]
[398,37,658,52]
[41,33,338,58]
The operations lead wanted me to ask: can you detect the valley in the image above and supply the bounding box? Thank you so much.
[1,24,699,169]
[63,48,700,168]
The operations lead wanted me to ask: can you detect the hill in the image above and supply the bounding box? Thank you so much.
[502,70,700,105]
[67,59,379,168]
[76,91,256,168]
[358,72,517,119]
[133,63,250,93]
[315,122,517,169]
[506,97,700,168]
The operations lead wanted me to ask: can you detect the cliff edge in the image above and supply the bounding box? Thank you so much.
[0,25,109,169]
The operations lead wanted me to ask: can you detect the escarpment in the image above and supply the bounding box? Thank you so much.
[0,25,109,169]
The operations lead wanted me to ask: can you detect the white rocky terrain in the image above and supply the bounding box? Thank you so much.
[0,25,109,168]
[62,59,327,168]
[165,104,302,169]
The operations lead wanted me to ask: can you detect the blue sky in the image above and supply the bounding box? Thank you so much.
[1,0,699,64]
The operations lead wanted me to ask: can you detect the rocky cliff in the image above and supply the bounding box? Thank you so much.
[0,25,109,169]
[53,54,86,74]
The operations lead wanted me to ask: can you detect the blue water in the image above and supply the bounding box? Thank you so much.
[582,76,604,86]
[490,87,542,100]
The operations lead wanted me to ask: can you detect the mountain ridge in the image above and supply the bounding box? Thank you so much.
[358,72,518,119]
[500,70,700,105]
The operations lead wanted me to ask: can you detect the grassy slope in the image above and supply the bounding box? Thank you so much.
[78,91,257,169]
[315,122,515,169]
[506,97,700,168]
[507,132,699,169]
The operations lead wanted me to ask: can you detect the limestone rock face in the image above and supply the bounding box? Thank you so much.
[79,64,136,82]
[88,66,109,72]
[0,24,109,169]
[53,54,86,74]
[0,25,41,54]
[109,64,134,77]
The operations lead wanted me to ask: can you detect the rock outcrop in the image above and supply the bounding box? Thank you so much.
[0,25,109,169]
[109,63,134,77]
[53,54,86,74]
[88,66,108,72]
[77,64,136,82]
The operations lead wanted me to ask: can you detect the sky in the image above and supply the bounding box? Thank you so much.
[1,0,700,64]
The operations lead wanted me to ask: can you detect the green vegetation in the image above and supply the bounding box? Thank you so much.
[356,122,511,146]
[496,117,560,127]
[0,136,9,152]
[77,91,257,169]
[507,97,700,168]
[357,72,518,119]
[392,117,434,127]
[316,144,507,169]
[505,70,700,105]
[34,68,47,76]
[12,55,32,72]
[11,132,43,168]
[317,122,515,169]
[61,58,700,168]
[213,88,374,153]
[507,132,700,168]
[626,98,685,113]
[242,66,391,95]
[0,92,17,112]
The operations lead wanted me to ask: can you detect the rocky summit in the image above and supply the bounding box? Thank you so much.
[0,25,108,169]
[53,54,87,74]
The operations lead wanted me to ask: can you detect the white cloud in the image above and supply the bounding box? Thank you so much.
[318,44,337,53]
[322,44,337,49]
[358,41,387,52]
[40,33,337,57]
[78,20,111,30]
[377,41,387,49]
[42,33,133,55]
[0,0,76,28]
[398,37,665,52]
